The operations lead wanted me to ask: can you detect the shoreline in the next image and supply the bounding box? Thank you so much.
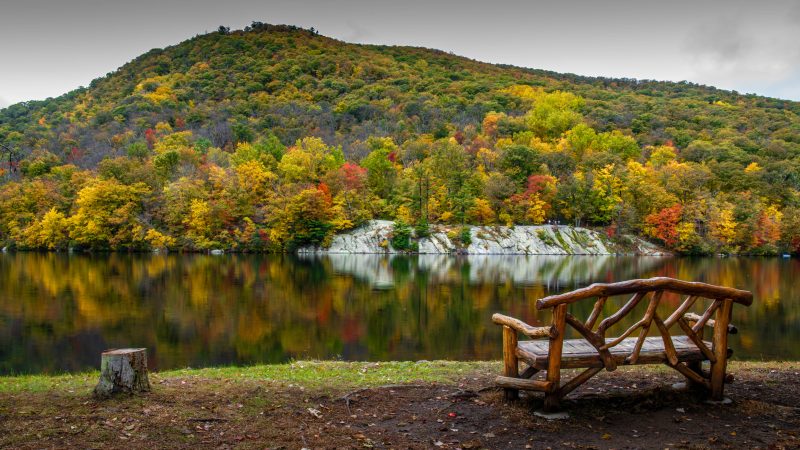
[4,247,796,257]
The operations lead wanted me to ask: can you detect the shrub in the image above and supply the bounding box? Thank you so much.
[459,227,472,247]
[414,220,430,238]
[536,229,557,246]
[390,221,413,251]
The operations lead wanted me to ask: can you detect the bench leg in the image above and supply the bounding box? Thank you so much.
[543,304,567,412]
[543,390,560,411]
[687,324,706,390]
[710,300,733,401]
[502,326,519,401]
[686,361,705,390]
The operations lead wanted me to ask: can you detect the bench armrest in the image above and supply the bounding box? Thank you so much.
[684,312,738,334]
[492,313,557,339]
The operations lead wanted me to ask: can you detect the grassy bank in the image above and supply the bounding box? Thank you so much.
[2,360,798,394]
[2,360,799,449]
[0,360,500,394]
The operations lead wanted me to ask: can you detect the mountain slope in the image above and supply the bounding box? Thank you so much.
[0,23,799,254]
[3,23,799,163]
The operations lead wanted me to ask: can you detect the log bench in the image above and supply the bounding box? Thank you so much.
[493,277,753,411]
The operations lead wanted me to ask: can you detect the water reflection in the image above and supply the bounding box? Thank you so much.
[0,253,797,374]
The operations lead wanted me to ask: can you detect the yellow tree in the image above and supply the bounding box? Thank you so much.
[707,201,737,252]
[589,164,625,224]
[22,208,70,250]
[467,198,496,225]
[277,137,344,183]
[68,178,151,249]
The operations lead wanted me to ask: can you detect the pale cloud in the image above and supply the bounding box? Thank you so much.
[0,0,799,103]
[0,96,8,109]
[341,20,373,43]
[684,4,800,97]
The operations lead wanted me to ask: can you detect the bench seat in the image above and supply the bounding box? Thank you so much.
[518,336,714,370]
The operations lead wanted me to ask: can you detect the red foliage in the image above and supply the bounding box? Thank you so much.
[606,223,617,238]
[644,204,682,247]
[317,182,332,205]
[174,117,186,129]
[791,237,800,254]
[387,151,397,163]
[453,130,465,144]
[338,162,367,191]
[144,128,157,149]
[753,209,781,247]
[68,147,83,162]
[526,174,557,195]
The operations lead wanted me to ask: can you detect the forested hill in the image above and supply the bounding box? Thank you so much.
[1,23,799,254]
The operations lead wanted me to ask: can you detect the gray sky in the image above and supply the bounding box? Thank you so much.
[1,0,799,107]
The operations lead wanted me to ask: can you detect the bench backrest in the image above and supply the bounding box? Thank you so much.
[535,277,753,370]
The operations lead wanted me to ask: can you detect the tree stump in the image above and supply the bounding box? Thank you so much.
[93,348,151,399]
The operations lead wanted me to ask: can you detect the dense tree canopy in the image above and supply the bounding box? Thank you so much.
[1,23,799,254]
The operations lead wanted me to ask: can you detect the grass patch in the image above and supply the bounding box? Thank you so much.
[2,360,798,395]
[0,371,99,393]
[0,360,499,394]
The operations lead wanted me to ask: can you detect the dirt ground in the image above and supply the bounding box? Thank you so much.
[1,364,799,449]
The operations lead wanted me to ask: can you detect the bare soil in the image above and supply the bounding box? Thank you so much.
[1,365,799,449]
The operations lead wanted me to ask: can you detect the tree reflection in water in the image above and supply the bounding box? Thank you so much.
[0,253,797,374]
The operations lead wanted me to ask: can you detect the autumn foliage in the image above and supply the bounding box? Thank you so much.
[0,24,799,254]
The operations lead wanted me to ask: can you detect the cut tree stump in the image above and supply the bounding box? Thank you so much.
[93,348,151,399]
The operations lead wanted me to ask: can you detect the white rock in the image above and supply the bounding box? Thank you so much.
[300,221,667,256]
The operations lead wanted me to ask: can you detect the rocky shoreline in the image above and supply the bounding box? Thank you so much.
[299,220,668,256]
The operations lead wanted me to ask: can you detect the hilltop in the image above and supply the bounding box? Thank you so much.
[1,23,799,254]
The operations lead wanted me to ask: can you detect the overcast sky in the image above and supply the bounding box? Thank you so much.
[1,0,799,108]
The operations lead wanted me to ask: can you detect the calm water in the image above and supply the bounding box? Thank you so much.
[0,252,797,375]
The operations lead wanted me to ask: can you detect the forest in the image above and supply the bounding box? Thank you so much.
[1,23,799,255]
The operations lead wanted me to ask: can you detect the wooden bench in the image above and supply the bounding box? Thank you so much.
[492,277,753,411]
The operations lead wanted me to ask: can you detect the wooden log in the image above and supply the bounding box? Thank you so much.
[495,376,551,392]
[601,317,648,350]
[664,295,698,328]
[520,365,539,379]
[627,292,662,365]
[536,277,752,310]
[604,291,661,353]
[710,299,734,400]
[671,362,710,390]
[686,321,706,390]
[492,313,556,339]
[597,292,647,334]
[653,312,679,366]
[544,304,567,412]
[677,317,716,363]
[558,367,602,398]
[566,313,617,371]
[684,312,738,334]
[502,326,519,401]
[94,348,151,399]
[692,301,721,333]
[584,296,607,330]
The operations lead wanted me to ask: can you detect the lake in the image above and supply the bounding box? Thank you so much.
[0,252,797,375]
